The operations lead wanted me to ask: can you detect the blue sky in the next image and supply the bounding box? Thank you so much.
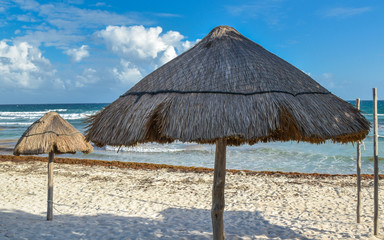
[0,0,383,104]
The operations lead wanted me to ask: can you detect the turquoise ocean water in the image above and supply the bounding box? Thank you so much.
[0,101,383,174]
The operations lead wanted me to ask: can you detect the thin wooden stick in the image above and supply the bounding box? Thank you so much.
[47,151,54,221]
[212,139,227,240]
[356,98,361,223]
[373,88,379,235]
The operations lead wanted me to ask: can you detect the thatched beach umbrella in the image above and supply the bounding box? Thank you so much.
[86,26,370,239]
[14,112,93,221]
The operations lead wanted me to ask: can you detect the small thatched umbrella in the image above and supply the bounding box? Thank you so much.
[86,26,370,239]
[14,111,93,221]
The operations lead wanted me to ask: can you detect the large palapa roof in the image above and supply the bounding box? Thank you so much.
[14,112,93,155]
[86,25,370,147]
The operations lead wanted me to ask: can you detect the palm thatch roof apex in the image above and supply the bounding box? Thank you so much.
[14,112,93,156]
[86,25,370,147]
[124,25,329,96]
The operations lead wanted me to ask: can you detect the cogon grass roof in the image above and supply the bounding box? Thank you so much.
[14,112,93,156]
[86,25,370,147]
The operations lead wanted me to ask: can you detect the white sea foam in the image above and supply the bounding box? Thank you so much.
[61,111,97,120]
[363,113,384,116]
[0,122,34,126]
[0,110,97,121]
[60,113,89,120]
[0,111,47,118]
[44,109,68,112]
[0,116,20,120]
[105,145,185,153]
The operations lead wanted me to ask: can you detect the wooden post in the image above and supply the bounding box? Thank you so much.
[356,98,362,223]
[47,151,54,221]
[373,88,379,235]
[212,139,227,240]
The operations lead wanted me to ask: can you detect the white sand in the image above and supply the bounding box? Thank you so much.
[0,160,383,240]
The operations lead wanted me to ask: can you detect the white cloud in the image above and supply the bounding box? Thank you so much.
[113,60,143,85]
[152,13,182,18]
[160,46,177,65]
[52,78,65,89]
[181,40,197,51]
[97,25,198,85]
[12,0,40,11]
[316,72,335,89]
[322,73,333,79]
[10,1,148,48]
[65,45,89,62]
[0,40,56,89]
[301,70,311,76]
[38,3,140,30]
[98,25,194,61]
[99,26,166,59]
[75,67,99,87]
[325,7,372,18]
[322,73,336,87]
[225,1,284,27]
[98,25,197,78]
[16,29,84,48]
[12,0,139,28]
[95,2,106,7]
[14,14,37,22]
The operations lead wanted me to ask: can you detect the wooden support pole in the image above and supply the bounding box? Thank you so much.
[212,139,227,240]
[356,98,362,223]
[47,151,54,221]
[373,88,379,235]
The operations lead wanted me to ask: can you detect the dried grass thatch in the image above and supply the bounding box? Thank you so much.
[86,25,370,147]
[14,112,93,155]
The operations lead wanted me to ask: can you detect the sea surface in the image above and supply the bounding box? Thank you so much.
[0,101,383,174]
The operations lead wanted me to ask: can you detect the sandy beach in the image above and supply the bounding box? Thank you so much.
[1,156,383,240]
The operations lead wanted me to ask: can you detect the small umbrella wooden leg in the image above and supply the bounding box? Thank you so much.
[47,152,54,221]
[212,139,227,240]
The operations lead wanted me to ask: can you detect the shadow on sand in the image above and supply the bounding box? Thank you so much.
[0,208,312,240]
